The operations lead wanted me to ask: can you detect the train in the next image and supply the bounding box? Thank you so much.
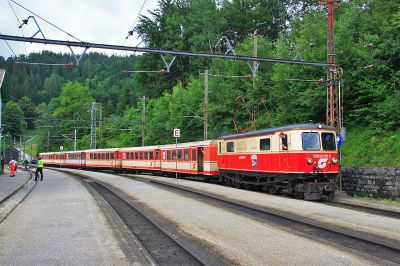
[40,123,339,200]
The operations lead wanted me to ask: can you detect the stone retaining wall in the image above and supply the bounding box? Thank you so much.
[340,167,400,199]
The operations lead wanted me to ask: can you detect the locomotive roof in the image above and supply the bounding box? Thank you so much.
[219,123,335,140]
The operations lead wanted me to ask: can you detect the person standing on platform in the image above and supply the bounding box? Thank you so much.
[35,157,44,181]
[23,159,28,171]
[1,158,4,173]
[9,157,17,177]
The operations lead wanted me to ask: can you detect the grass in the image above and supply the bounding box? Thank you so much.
[352,195,400,207]
[341,127,400,167]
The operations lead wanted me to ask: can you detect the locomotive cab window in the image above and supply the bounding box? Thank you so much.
[227,142,235,152]
[322,133,336,150]
[302,132,321,150]
[260,138,271,151]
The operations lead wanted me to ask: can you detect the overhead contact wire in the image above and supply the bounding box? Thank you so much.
[10,0,82,42]
[122,0,147,46]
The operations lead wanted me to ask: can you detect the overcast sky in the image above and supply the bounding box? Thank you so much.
[0,0,159,58]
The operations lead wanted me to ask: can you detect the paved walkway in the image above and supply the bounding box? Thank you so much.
[0,167,31,202]
[0,169,131,265]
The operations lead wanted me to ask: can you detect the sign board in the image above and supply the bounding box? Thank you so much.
[173,128,180,138]
[336,135,342,147]
[60,146,64,151]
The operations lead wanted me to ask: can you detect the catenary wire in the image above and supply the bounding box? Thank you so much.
[9,0,82,42]
[122,0,147,46]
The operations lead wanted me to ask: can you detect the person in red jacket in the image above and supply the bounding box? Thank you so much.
[9,157,17,177]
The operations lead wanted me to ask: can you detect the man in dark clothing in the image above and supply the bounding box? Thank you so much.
[35,157,44,181]
[0,158,4,173]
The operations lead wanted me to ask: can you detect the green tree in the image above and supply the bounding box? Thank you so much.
[19,96,37,129]
[3,101,26,138]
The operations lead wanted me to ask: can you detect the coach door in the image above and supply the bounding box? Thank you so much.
[197,147,204,173]
[80,152,85,166]
[279,133,290,169]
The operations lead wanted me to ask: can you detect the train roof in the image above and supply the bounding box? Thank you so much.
[119,145,160,151]
[84,148,120,152]
[219,123,336,140]
[161,140,217,149]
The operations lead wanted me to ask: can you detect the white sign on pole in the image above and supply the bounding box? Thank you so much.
[60,146,64,151]
[173,128,180,138]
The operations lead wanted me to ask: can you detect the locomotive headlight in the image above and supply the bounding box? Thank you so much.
[306,157,314,164]
[332,157,338,164]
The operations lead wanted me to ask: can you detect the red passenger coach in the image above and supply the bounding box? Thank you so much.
[64,151,86,168]
[159,140,218,178]
[85,148,121,170]
[120,145,161,172]
[40,152,55,166]
[217,124,338,200]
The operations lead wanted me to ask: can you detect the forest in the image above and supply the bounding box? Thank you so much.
[0,0,399,167]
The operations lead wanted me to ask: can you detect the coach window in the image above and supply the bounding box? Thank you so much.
[260,138,271,150]
[162,151,166,160]
[150,152,154,160]
[156,151,160,160]
[177,150,182,160]
[167,150,171,160]
[280,133,288,150]
[191,150,196,161]
[140,152,143,160]
[172,150,177,160]
[103,153,106,160]
[302,132,320,150]
[184,149,189,161]
[145,152,149,160]
[111,153,114,160]
[322,133,336,150]
[106,153,109,160]
[134,152,138,160]
[227,142,235,152]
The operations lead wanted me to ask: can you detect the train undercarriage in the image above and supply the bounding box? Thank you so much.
[219,170,336,201]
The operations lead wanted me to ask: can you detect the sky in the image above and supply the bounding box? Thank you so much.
[0,0,159,58]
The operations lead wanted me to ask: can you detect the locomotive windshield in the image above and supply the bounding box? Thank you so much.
[322,133,336,150]
[302,132,321,150]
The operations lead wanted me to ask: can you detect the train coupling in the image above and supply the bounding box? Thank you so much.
[302,182,336,201]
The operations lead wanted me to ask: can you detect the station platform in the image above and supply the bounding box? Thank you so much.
[0,169,133,265]
[0,167,31,203]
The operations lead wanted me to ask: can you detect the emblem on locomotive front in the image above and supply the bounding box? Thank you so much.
[251,154,257,169]
[317,158,328,168]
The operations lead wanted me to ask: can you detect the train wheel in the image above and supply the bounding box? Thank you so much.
[295,191,304,199]
[235,182,242,189]
[268,186,278,195]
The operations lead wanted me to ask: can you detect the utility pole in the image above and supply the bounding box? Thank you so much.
[0,69,5,159]
[320,0,341,131]
[90,102,96,149]
[253,30,258,78]
[204,70,208,141]
[74,128,77,151]
[99,106,102,142]
[141,96,146,146]
[47,130,50,152]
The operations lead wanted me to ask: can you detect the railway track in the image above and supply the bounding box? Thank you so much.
[83,180,205,266]
[326,201,400,219]
[125,174,400,264]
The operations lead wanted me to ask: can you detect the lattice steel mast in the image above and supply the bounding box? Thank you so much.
[319,0,341,131]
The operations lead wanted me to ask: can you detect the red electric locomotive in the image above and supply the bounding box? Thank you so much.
[217,124,338,200]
